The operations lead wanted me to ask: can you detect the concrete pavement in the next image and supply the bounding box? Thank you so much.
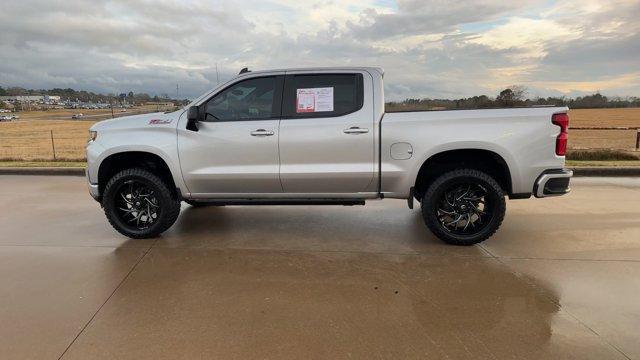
[0,175,639,359]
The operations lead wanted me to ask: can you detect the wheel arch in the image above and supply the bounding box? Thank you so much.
[413,148,513,200]
[97,151,178,200]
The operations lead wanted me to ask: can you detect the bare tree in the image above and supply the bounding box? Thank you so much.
[497,85,528,106]
[509,85,528,102]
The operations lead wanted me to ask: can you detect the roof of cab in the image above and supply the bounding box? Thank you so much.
[236,66,384,77]
[187,66,384,108]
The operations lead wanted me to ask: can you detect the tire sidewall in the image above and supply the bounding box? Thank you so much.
[103,172,168,238]
[424,170,505,244]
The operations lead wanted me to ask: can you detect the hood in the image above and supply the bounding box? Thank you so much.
[90,110,182,131]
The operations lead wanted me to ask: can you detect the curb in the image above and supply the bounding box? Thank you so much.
[0,167,85,176]
[570,167,640,177]
[1,166,639,177]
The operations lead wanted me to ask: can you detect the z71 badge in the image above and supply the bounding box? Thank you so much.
[148,119,172,125]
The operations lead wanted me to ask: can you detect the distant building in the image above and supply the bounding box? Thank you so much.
[146,101,175,107]
[1,101,15,110]
[0,95,41,102]
[0,95,60,103]
[43,95,61,103]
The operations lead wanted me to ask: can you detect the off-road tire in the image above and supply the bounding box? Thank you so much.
[421,169,506,246]
[102,168,180,239]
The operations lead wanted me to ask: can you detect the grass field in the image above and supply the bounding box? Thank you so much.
[0,119,94,160]
[7,104,169,122]
[0,161,87,167]
[566,160,640,167]
[0,107,638,161]
[0,105,169,160]
[569,108,640,149]
[569,108,640,128]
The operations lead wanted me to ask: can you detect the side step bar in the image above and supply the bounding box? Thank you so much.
[191,199,366,206]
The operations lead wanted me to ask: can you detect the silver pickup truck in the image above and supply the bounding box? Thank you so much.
[86,67,572,245]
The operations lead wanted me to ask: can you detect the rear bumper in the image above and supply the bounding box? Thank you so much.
[534,169,573,198]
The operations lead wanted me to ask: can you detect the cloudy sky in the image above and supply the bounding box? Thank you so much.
[1,0,638,100]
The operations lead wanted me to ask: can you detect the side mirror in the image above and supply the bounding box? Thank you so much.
[186,106,199,132]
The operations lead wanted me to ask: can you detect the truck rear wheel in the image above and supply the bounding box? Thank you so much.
[102,168,181,239]
[421,169,505,246]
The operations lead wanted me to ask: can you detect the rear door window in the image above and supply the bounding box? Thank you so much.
[282,74,363,119]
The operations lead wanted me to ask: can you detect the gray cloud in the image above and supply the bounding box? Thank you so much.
[537,33,640,81]
[0,0,638,99]
[346,0,540,39]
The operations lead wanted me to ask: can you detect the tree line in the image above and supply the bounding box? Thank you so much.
[386,87,640,111]
[0,86,189,105]
[2,85,639,110]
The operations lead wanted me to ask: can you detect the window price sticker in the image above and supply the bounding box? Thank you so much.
[296,87,334,113]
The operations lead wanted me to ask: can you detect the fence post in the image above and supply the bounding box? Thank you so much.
[50,130,57,160]
[636,130,640,150]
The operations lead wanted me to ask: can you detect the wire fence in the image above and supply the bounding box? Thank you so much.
[0,129,89,160]
[569,127,640,150]
[0,127,639,161]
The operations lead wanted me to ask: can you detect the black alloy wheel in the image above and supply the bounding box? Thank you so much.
[421,169,506,245]
[436,183,492,235]
[114,180,160,230]
[102,168,181,239]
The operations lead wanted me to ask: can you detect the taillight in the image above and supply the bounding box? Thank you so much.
[552,113,569,156]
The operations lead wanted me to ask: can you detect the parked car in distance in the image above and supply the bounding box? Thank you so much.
[71,113,84,119]
[86,67,572,245]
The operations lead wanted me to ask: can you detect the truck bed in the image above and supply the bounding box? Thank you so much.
[380,107,568,197]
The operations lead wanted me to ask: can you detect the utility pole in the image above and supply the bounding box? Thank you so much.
[176,84,179,99]
[216,63,220,84]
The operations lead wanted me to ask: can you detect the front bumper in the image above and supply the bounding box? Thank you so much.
[86,168,100,201]
[533,169,573,198]
[85,140,104,202]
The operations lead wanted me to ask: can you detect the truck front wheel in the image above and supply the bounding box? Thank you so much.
[421,169,506,246]
[102,168,181,239]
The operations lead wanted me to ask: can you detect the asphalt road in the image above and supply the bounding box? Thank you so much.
[1,175,639,359]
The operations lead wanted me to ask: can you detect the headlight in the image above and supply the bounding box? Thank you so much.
[89,130,98,142]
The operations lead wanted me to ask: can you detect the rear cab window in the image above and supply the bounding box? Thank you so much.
[282,74,364,119]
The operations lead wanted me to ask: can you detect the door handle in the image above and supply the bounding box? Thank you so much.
[250,129,274,136]
[343,127,369,134]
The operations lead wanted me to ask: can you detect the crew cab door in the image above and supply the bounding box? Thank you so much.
[178,75,284,196]
[278,72,375,193]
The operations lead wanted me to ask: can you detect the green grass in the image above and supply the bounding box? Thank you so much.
[0,161,86,168]
[566,160,640,167]
[567,150,639,161]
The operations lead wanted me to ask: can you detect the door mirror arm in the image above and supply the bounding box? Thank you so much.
[186,106,199,132]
